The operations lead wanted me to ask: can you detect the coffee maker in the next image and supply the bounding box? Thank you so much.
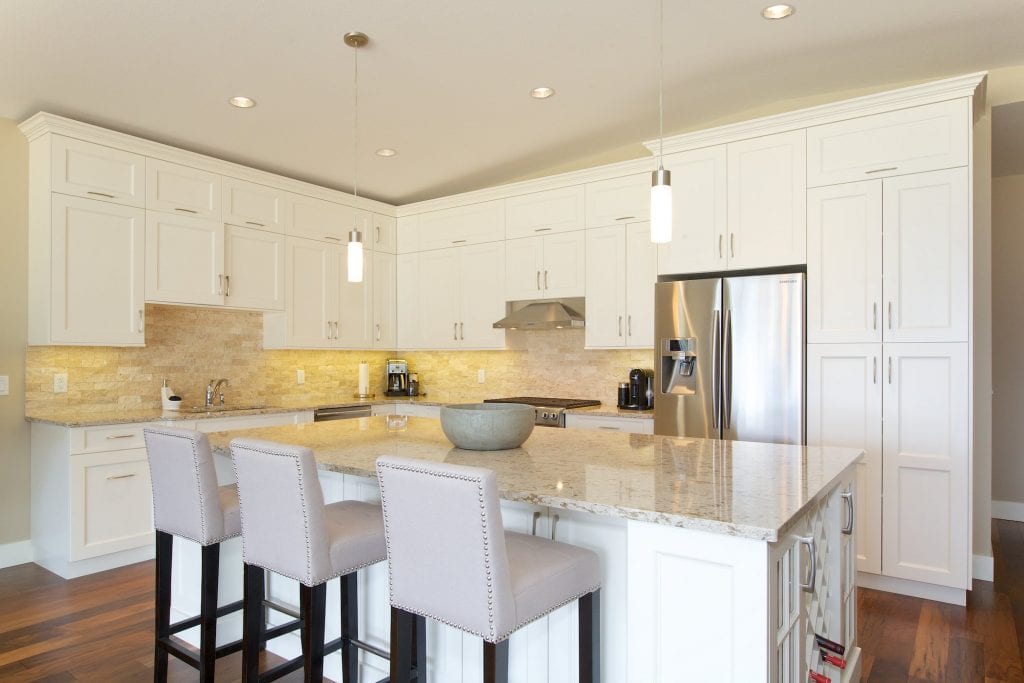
[385,359,409,397]
[619,368,654,410]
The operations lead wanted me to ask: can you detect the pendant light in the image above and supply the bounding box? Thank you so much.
[650,0,672,244]
[345,31,367,283]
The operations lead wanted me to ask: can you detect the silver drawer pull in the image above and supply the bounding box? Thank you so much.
[451,239,467,244]
[597,426,621,431]
[105,433,136,440]
[865,166,898,174]
[615,216,635,221]
[174,207,198,214]
[245,221,265,227]
[799,536,817,593]
[534,227,552,232]
[107,473,137,480]
[324,235,342,242]
[86,191,115,199]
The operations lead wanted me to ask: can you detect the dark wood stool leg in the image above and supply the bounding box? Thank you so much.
[389,606,414,683]
[578,589,601,683]
[198,542,220,682]
[413,614,427,682]
[242,563,265,681]
[339,573,358,683]
[483,640,509,683]
[300,583,326,683]
[259,568,268,652]
[154,530,173,683]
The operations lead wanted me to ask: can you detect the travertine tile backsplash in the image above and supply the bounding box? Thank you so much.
[25,304,653,414]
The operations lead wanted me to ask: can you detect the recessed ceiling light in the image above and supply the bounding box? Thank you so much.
[530,87,555,99]
[229,96,256,108]
[762,4,795,19]
[376,148,397,157]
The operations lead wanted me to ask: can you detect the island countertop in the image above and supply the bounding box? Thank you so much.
[205,415,861,543]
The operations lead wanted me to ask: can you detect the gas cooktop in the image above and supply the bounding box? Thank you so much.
[483,397,601,427]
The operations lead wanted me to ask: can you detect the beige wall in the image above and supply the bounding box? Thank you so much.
[974,111,993,559]
[0,118,30,547]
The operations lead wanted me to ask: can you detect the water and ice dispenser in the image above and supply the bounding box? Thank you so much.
[660,338,698,395]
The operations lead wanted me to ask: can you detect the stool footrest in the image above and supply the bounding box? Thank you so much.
[167,598,245,634]
[262,617,302,641]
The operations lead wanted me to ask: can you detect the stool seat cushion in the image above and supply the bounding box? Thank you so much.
[217,484,242,539]
[505,531,601,636]
[325,500,387,577]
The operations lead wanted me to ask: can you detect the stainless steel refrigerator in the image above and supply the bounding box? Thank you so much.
[653,272,805,444]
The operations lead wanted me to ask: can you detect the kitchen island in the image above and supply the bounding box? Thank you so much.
[177,416,862,682]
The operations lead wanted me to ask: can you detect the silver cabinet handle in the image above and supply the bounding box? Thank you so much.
[841,490,855,535]
[550,513,560,540]
[224,275,230,296]
[534,227,552,232]
[888,357,893,384]
[453,322,458,341]
[799,536,817,593]
[618,315,623,337]
[723,309,732,429]
[375,225,381,243]
[137,309,144,333]
[873,302,877,330]
[730,233,735,258]
[452,239,467,244]
[217,274,224,295]
[597,426,621,431]
[106,473,137,480]
[628,315,632,337]
[718,234,723,258]
[711,310,721,430]
[544,270,549,289]
[87,190,115,199]
[174,207,198,214]
[326,321,332,339]
[334,321,339,340]
[873,357,877,384]
[531,511,541,536]
[376,323,381,341]
[245,221,265,227]
[460,322,464,340]
[105,433,136,440]
[865,166,898,174]
[324,235,341,242]
[536,271,541,290]
[615,215,635,221]
[888,301,893,330]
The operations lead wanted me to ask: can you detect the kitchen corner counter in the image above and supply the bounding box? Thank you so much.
[205,416,861,542]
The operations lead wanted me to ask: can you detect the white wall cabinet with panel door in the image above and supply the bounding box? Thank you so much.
[584,173,650,229]
[506,186,585,239]
[222,177,289,233]
[882,343,969,590]
[372,251,397,349]
[287,193,354,243]
[281,236,338,348]
[371,213,397,254]
[45,195,146,345]
[506,231,586,301]
[336,244,374,349]
[807,343,883,575]
[726,130,806,270]
[585,223,656,349]
[50,135,146,207]
[223,224,285,311]
[146,159,221,219]
[396,252,421,348]
[656,145,728,276]
[415,248,462,350]
[145,211,224,306]
[416,199,505,251]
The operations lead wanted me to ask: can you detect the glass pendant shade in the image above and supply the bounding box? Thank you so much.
[347,230,364,283]
[650,168,672,244]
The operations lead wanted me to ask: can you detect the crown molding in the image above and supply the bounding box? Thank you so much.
[643,71,988,156]
[18,112,397,216]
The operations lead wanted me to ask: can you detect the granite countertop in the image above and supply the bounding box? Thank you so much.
[205,416,861,542]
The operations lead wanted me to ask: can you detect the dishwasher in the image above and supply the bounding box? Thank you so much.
[313,405,373,422]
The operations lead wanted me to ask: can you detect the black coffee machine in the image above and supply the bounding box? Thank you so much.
[619,368,654,410]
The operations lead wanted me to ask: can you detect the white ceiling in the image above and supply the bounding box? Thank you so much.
[2,1,1024,204]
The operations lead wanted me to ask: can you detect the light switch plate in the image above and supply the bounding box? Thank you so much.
[54,373,68,393]
[0,375,8,396]
[477,369,486,384]
[296,369,305,385]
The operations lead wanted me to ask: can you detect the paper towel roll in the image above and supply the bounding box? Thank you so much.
[358,361,369,396]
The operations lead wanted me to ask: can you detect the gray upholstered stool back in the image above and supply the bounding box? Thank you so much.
[230,438,332,587]
[376,455,516,643]
[143,426,229,545]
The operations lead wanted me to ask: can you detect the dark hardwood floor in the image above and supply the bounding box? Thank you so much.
[1,521,1023,681]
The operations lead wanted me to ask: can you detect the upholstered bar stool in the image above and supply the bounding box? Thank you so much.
[143,426,248,682]
[376,455,602,683]
[231,438,422,683]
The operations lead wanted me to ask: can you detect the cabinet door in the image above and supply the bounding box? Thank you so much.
[882,343,969,589]
[585,173,650,229]
[458,242,506,348]
[418,199,505,250]
[882,168,968,343]
[806,343,882,575]
[506,186,585,239]
[396,215,419,253]
[396,253,421,349]
[288,194,354,242]
[505,236,546,301]
[657,145,727,276]
[145,211,224,306]
[373,252,397,349]
[222,177,288,232]
[371,213,398,254]
[146,159,221,219]
[286,237,339,348]
[727,130,806,270]
[541,230,586,298]
[585,226,627,348]
[417,248,461,349]
[50,195,145,345]
[625,222,657,348]
[224,224,285,310]
[336,244,374,348]
[807,98,969,187]
[807,181,883,343]
[51,136,145,207]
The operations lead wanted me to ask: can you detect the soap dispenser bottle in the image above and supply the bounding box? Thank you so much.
[161,379,181,411]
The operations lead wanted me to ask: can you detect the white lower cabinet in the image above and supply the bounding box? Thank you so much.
[564,413,654,434]
[585,223,656,349]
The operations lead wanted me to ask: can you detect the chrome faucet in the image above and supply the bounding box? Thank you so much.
[206,378,230,407]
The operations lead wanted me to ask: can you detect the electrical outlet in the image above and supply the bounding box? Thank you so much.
[296,369,305,385]
[53,373,68,394]
[477,369,486,384]
[0,375,8,396]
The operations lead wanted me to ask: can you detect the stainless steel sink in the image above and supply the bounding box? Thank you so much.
[178,404,267,414]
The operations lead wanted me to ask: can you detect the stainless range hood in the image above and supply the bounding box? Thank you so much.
[492,300,585,330]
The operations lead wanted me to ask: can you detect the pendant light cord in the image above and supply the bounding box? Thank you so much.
[352,42,359,200]
[658,0,664,169]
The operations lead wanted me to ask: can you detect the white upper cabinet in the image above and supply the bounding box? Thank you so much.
[807,181,883,343]
[336,248,373,349]
[657,145,728,276]
[372,213,398,254]
[288,194,354,243]
[224,224,285,311]
[48,195,145,345]
[585,223,655,348]
[585,174,650,229]
[807,99,970,187]
[624,223,656,347]
[146,159,221,219]
[882,168,968,343]
[222,177,289,233]
[506,186,585,239]
[506,231,586,301]
[145,211,224,306]
[396,215,419,253]
[372,252,397,349]
[415,248,462,349]
[51,136,145,207]
[285,237,339,348]
[396,253,421,348]
[505,236,546,300]
[726,130,806,270]
[417,199,505,251]
[458,242,506,348]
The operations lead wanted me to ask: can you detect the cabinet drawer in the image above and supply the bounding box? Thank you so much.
[585,174,650,228]
[70,424,148,454]
[506,186,585,239]
[807,98,969,187]
[51,136,146,207]
[564,414,654,434]
[69,447,154,561]
[288,194,355,243]
[146,159,222,219]
[222,177,289,233]
[192,411,313,433]
[417,200,505,250]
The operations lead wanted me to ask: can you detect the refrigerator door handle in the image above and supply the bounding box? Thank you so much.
[711,310,721,429]
[723,309,732,430]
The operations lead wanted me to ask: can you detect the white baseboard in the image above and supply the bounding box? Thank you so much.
[973,554,994,582]
[857,572,966,605]
[0,540,34,569]
[992,499,1024,522]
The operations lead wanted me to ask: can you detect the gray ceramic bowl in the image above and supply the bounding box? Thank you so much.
[440,403,536,451]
